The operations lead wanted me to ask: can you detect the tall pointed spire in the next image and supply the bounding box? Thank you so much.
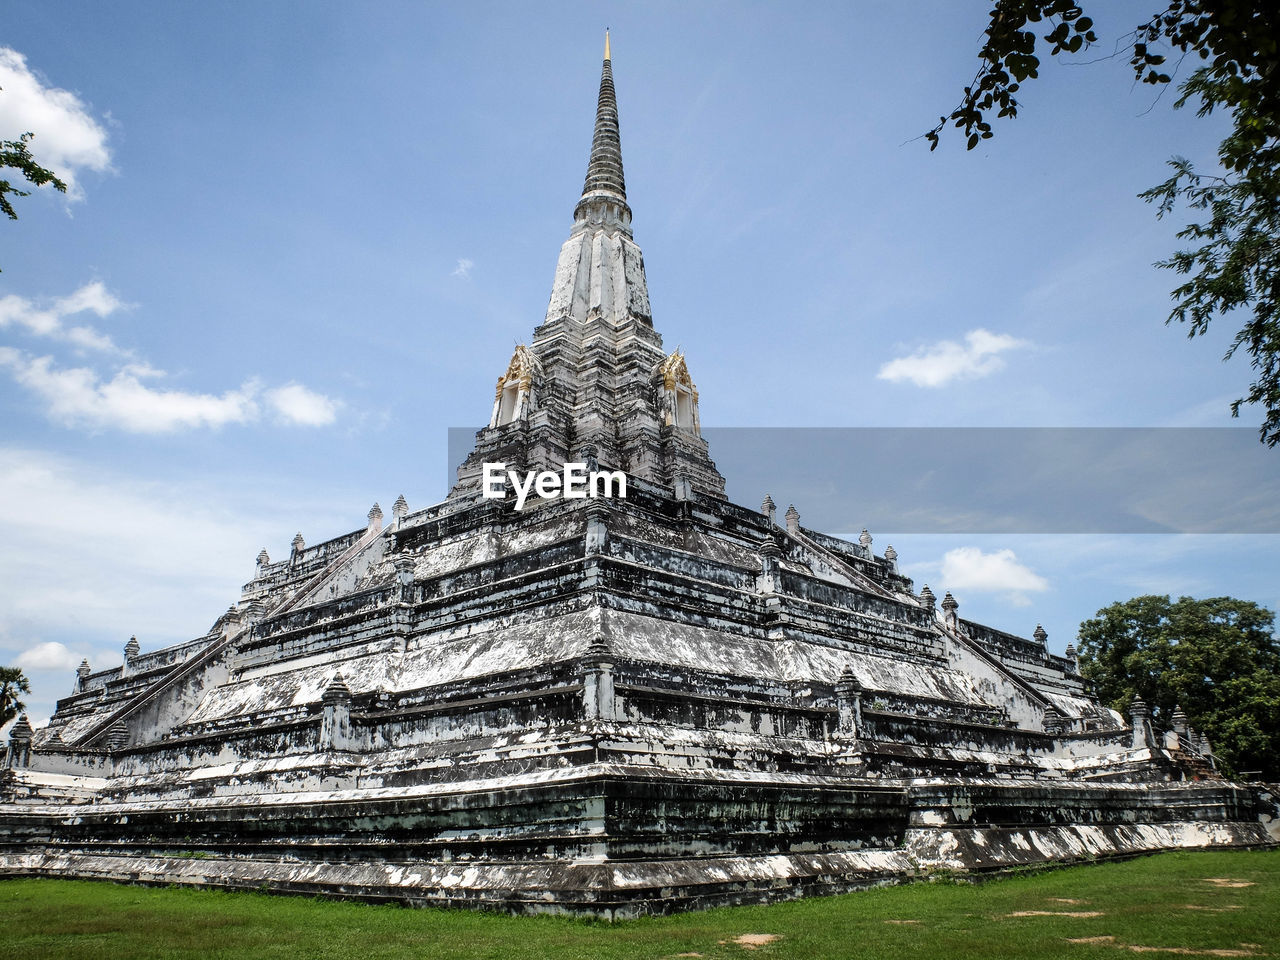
[575,31,628,222]
[449,32,727,503]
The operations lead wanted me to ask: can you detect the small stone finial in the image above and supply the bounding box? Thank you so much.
[6,714,34,768]
[291,532,305,554]
[393,552,416,588]
[757,534,782,557]
[1065,642,1078,660]
[256,548,270,567]
[392,494,409,521]
[1129,697,1151,750]
[74,658,91,694]
[859,528,872,550]
[106,720,129,751]
[219,607,241,636]
[320,673,354,750]
[8,715,33,741]
[756,535,782,595]
[585,636,612,660]
[1033,624,1048,646]
[1171,705,1189,735]
[368,503,383,529]
[322,672,353,705]
[940,591,959,630]
[1042,706,1064,736]
[837,663,861,690]
[124,636,140,660]
[761,494,776,525]
[835,665,863,738]
[919,584,936,611]
[884,544,897,562]
[784,504,800,535]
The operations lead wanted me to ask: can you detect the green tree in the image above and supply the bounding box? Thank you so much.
[0,666,31,729]
[1,133,67,216]
[1076,595,1280,778]
[931,2,1280,446]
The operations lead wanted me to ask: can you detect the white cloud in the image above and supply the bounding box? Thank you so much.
[877,329,1028,388]
[0,449,272,638]
[14,641,81,671]
[266,382,338,426]
[0,280,342,433]
[0,447,367,724]
[0,348,261,432]
[452,258,474,279]
[0,282,340,433]
[55,281,123,317]
[0,47,112,198]
[0,281,125,353]
[940,546,1049,607]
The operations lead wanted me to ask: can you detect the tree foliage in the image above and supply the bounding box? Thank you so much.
[1076,595,1280,778]
[0,666,31,729]
[1,131,67,220]
[932,2,1280,446]
[0,130,67,274]
[1140,69,1280,445]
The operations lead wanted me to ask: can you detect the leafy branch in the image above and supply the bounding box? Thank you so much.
[1,130,68,273]
[1,131,67,220]
[932,1,1280,445]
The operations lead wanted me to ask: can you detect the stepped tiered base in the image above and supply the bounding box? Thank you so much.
[2,485,1274,915]
[0,762,1271,917]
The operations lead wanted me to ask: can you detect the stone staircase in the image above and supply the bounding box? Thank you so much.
[74,518,387,748]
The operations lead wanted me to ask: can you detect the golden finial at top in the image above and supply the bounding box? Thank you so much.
[604,29,611,62]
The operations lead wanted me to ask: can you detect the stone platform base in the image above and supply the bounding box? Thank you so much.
[0,767,1273,917]
[0,824,1270,918]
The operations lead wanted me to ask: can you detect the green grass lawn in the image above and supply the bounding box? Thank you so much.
[1,849,1277,960]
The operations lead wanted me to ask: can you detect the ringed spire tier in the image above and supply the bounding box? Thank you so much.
[576,30,629,224]
[452,36,727,501]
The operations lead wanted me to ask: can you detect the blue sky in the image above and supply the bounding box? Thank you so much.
[1,2,1276,726]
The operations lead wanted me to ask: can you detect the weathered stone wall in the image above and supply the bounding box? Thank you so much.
[1,765,1271,916]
